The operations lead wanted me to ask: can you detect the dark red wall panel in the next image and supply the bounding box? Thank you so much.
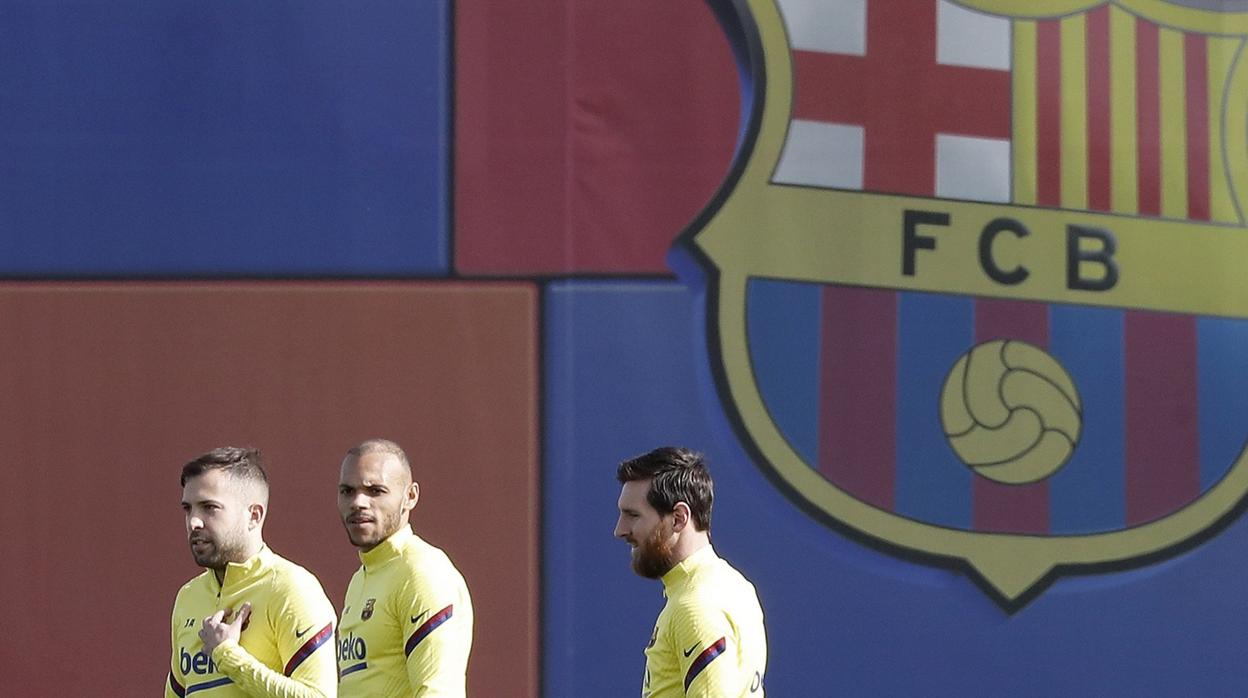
[455,1,740,275]
[0,282,538,696]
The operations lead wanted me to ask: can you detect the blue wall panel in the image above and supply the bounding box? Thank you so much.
[0,1,448,275]
[543,279,1248,697]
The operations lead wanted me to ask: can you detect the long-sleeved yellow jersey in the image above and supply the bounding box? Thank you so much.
[337,526,473,697]
[166,546,337,697]
[641,546,767,697]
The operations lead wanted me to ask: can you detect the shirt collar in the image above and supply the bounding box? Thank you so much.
[359,525,414,570]
[660,544,716,593]
[212,545,274,592]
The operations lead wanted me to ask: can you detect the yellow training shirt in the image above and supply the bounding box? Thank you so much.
[641,545,767,697]
[337,526,473,697]
[166,546,338,697]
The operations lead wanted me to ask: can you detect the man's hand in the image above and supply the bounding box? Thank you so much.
[199,603,252,655]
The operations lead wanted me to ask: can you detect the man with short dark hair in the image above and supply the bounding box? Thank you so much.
[335,438,473,697]
[614,446,767,697]
[167,447,337,698]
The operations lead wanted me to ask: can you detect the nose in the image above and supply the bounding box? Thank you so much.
[187,515,204,531]
[613,516,628,539]
[349,491,370,510]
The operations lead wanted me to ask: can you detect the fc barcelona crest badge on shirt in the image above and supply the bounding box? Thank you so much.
[362,598,376,621]
[683,0,1248,611]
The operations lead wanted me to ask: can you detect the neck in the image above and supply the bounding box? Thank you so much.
[670,530,711,567]
[213,537,265,583]
[358,522,411,555]
[240,536,264,562]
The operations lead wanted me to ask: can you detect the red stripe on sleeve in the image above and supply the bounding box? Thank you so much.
[284,622,334,676]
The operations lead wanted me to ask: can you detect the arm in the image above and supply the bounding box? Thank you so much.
[205,597,338,698]
[669,603,747,698]
[399,571,473,696]
[167,604,185,698]
[212,632,334,698]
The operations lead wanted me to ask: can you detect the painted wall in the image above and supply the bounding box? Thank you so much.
[3,1,1248,696]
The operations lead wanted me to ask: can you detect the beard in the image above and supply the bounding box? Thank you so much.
[189,530,249,572]
[344,507,405,550]
[632,520,678,579]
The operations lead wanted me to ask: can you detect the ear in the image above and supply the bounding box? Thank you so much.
[404,481,420,515]
[671,502,692,532]
[248,502,266,530]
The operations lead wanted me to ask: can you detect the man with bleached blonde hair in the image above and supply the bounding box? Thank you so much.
[335,438,474,697]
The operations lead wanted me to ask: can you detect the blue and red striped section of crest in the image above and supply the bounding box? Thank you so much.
[746,279,1247,535]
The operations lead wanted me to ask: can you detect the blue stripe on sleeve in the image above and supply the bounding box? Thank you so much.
[684,637,728,692]
[405,605,454,657]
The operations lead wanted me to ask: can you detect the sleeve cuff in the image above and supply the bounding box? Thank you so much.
[210,638,243,670]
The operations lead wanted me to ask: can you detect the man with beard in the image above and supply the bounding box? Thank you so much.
[167,447,337,698]
[335,438,473,697]
[614,447,767,697]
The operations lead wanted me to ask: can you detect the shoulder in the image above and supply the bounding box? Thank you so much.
[388,536,470,609]
[398,536,466,581]
[705,555,761,600]
[667,591,727,626]
[672,559,759,619]
[266,551,332,598]
[173,571,211,605]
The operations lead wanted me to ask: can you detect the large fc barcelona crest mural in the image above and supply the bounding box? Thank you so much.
[688,0,1248,610]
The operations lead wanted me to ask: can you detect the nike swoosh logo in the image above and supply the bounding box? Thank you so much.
[411,611,427,624]
[295,625,313,638]
[683,643,700,657]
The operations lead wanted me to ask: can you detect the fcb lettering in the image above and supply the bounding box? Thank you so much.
[901,208,1119,292]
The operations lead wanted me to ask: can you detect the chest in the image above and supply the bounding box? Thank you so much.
[173,583,281,688]
[338,573,405,669]
[641,612,685,696]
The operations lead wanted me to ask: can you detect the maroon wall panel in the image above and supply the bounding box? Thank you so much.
[455,1,740,275]
[0,282,538,696]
